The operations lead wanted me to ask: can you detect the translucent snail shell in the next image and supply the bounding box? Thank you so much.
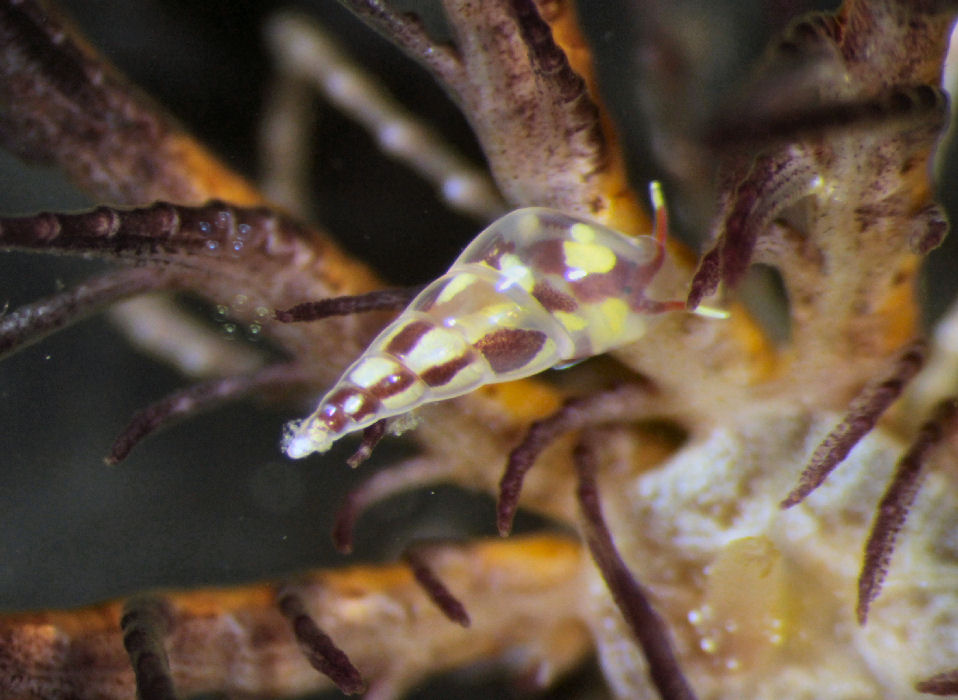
[283,186,694,459]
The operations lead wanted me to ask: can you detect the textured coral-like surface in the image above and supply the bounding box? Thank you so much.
[2,0,958,698]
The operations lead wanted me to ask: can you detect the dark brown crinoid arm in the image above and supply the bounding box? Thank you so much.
[857,398,958,625]
[497,383,661,536]
[782,339,927,508]
[574,437,696,700]
[0,2,601,697]
[4,0,958,698]
[0,536,590,699]
[0,0,263,207]
[120,597,179,700]
[917,669,958,696]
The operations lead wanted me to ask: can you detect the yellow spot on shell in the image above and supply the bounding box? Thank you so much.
[483,302,524,328]
[554,310,589,333]
[516,211,541,238]
[562,239,616,274]
[436,272,476,304]
[570,221,597,243]
[349,356,397,388]
[598,298,628,335]
[379,382,425,411]
[497,253,535,291]
[403,326,468,373]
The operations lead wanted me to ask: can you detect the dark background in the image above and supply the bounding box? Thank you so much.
[2,1,952,698]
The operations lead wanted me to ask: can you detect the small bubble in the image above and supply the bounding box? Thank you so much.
[255,306,270,318]
[205,240,219,252]
[232,240,244,252]
[700,637,717,654]
[214,304,229,319]
[238,223,251,236]
[222,323,237,336]
[199,221,211,234]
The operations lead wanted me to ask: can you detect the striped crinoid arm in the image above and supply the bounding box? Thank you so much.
[6,1,958,699]
[0,1,607,697]
[0,196,390,456]
[0,0,392,461]
[340,0,647,230]
[0,536,590,699]
[341,0,776,435]
[687,1,955,402]
[0,0,395,397]
[0,2,261,208]
[0,201,378,360]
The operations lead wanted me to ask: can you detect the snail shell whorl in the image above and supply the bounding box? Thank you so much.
[283,208,666,458]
